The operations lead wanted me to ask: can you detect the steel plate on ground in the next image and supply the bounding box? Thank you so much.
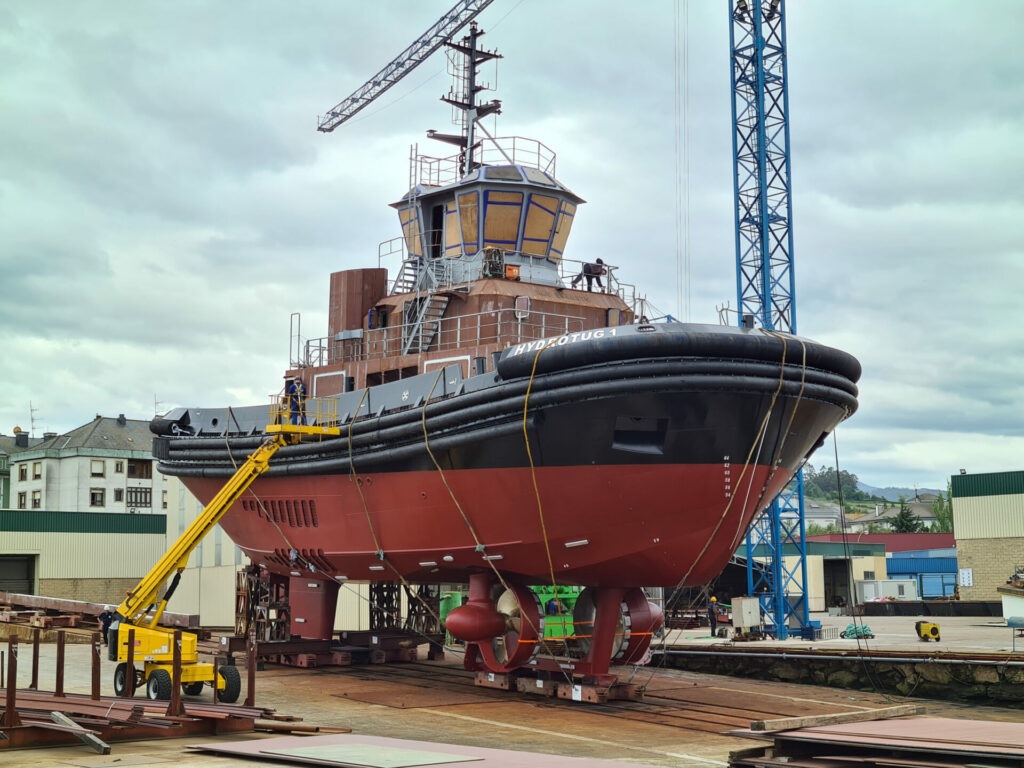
[189,734,659,767]
[262,744,481,767]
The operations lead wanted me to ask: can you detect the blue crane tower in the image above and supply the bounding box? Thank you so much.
[728,0,808,639]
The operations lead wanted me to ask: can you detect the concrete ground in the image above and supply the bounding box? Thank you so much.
[7,613,1024,768]
[664,611,1023,654]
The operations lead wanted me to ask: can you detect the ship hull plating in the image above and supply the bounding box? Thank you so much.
[156,323,859,644]
[184,461,790,589]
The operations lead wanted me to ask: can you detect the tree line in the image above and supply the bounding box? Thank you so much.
[802,466,953,534]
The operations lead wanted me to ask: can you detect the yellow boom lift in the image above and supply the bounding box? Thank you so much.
[107,403,336,701]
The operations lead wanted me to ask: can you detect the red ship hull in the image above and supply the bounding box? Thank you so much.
[185,461,782,590]
[158,321,860,661]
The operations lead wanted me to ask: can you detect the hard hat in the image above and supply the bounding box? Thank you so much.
[710,596,717,602]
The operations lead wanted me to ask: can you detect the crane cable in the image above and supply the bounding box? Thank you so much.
[641,332,809,684]
[417,369,544,661]
[674,0,692,322]
[222,403,300,566]
[336,382,459,656]
[519,337,585,670]
[344,388,383,557]
[522,337,564,598]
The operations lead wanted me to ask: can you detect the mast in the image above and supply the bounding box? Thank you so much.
[317,0,495,133]
[429,22,502,175]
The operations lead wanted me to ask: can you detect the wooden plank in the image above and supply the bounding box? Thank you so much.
[49,711,111,754]
[750,704,925,732]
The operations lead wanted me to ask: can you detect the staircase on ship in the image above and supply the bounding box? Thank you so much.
[392,255,456,356]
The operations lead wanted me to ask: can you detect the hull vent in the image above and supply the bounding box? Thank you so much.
[243,498,320,528]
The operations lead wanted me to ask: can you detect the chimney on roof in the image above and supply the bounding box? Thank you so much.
[15,432,28,448]
[117,414,127,426]
[43,432,57,439]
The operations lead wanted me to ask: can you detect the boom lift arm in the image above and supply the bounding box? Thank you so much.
[109,434,287,702]
[115,435,286,628]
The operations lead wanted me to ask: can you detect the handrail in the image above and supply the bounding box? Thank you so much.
[318,307,587,366]
[412,135,557,188]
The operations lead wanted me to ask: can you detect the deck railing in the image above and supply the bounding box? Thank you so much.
[302,308,587,367]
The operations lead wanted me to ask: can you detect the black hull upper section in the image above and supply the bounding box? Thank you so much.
[153,323,860,481]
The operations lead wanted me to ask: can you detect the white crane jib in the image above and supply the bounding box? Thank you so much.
[317,0,496,133]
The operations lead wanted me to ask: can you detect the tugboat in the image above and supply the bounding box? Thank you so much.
[152,24,860,684]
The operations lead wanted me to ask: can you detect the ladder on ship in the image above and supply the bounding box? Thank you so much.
[402,292,450,355]
[391,258,423,294]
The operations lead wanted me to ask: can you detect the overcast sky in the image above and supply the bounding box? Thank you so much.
[2,1,1022,492]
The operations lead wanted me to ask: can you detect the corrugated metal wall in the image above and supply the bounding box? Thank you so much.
[952,471,1024,498]
[887,556,958,575]
[3,531,166,579]
[953,495,1024,540]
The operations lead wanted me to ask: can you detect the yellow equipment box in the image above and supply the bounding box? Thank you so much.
[915,620,940,641]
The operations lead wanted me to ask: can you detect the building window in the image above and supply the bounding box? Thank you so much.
[114,489,124,502]
[18,465,27,482]
[90,488,105,507]
[115,461,124,473]
[162,490,168,510]
[17,492,26,509]
[126,487,152,508]
[127,460,152,479]
[90,460,105,478]
[863,571,876,580]
[897,583,906,596]
[32,461,42,480]
[31,490,41,509]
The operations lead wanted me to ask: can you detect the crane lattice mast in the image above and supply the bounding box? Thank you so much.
[729,0,808,640]
[318,0,495,133]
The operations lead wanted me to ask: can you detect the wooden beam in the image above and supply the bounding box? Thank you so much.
[750,704,925,732]
[49,711,111,754]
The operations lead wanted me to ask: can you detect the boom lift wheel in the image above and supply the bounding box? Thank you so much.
[113,663,129,696]
[146,669,173,700]
[218,665,242,703]
[182,681,205,695]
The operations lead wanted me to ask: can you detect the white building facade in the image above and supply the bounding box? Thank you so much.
[9,415,164,514]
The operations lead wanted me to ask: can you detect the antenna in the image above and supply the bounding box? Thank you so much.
[29,400,38,437]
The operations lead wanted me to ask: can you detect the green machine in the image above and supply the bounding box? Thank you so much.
[440,586,583,641]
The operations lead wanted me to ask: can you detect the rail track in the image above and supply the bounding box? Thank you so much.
[308,657,911,734]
